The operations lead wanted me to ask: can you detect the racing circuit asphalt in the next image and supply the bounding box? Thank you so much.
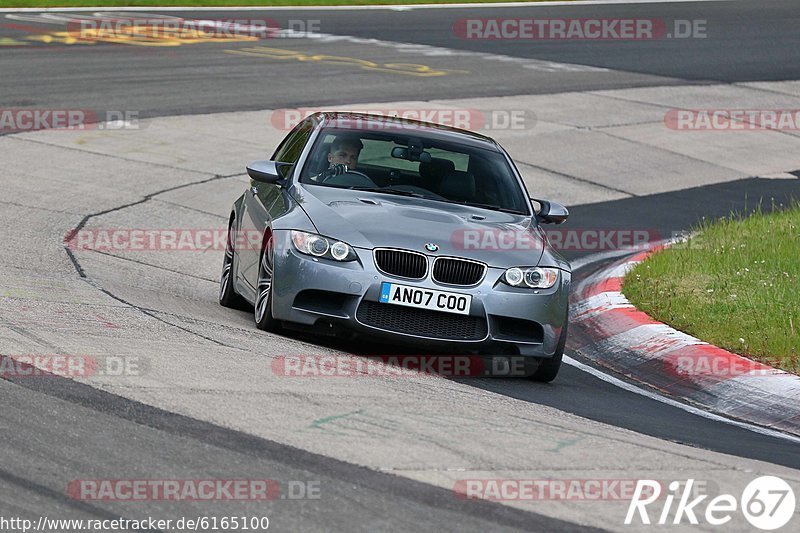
[2,0,800,118]
[2,1,800,532]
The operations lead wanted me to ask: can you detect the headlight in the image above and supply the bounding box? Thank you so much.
[290,231,357,262]
[330,241,350,261]
[504,267,524,286]
[503,267,559,289]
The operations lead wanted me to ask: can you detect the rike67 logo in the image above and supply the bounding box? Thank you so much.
[626,477,795,530]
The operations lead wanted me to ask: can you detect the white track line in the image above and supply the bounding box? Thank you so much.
[3,11,607,73]
[0,0,733,13]
[567,246,800,445]
[570,246,644,272]
[564,355,800,444]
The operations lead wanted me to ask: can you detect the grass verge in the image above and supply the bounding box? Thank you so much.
[1,0,570,8]
[623,203,800,373]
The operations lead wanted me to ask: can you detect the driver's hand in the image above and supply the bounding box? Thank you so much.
[322,164,348,180]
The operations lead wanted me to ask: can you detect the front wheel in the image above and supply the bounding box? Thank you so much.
[254,236,281,332]
[219,219,248,309]
[530,319,567,383]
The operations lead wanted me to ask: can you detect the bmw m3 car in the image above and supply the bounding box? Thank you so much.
[219,112,570,381]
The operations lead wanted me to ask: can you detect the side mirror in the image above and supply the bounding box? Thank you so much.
[247,160,291,184]
[532,198,569,224]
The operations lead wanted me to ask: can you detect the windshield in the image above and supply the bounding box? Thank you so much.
[300,128,530,215]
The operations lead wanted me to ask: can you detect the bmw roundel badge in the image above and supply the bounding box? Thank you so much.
[425,243,439,252]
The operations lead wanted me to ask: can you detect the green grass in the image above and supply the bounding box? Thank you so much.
[623,203,800,373]
[0,0,569,7]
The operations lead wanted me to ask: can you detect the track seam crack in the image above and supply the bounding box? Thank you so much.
[5,135,224,175]
[88,281,230,348]
[62,172,244,348]
[514,160,636,196]
[595,128,757,175]
[589,88,800,142]
[87,250,218,283]
[152,197,232,220]
[0,199,84,216]
[64,171,242,277]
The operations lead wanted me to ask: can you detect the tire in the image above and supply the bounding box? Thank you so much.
[219,218,248,310]
[531,318,567,383]
[254,234,281,332]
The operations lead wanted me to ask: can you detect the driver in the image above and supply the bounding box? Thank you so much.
[315,136,363,181]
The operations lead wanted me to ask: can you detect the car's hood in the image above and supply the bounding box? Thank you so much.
[293,184,545,267]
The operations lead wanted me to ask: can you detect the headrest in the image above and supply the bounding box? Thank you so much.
[439,170,476,201]
[418,158,455,182]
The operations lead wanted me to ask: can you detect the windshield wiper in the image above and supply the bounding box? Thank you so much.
[442,200,527,215]
[352,188,526,214]
[474,204,527,215]
[352,186,430,199]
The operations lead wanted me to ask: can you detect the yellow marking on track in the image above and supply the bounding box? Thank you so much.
[225,46,467,77]
[76,27,258,47]
[20,28,257,47]
[0,37,29,46]
[25,32,84,45]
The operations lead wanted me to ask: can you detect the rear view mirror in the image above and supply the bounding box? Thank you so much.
[391,146,432,163]
[532,199,569,224]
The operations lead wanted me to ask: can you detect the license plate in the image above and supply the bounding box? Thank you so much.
[379,282,471,315]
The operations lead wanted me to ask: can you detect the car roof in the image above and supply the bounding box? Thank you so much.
[311,112,502,151]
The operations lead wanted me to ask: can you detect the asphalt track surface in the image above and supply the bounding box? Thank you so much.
[2,1,800,532]
[1,0,799,118]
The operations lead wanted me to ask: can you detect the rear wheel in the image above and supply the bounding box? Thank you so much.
[531,319,567,383]
[254,235,281,332]
[219,218,247,309]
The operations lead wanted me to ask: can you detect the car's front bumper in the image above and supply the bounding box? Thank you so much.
[270,237,570,357]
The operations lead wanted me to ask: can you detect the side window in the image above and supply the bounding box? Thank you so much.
[271,119,313,176]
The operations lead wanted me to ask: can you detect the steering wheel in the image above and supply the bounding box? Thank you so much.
[343,170,373,182]
[322,170,377,188]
